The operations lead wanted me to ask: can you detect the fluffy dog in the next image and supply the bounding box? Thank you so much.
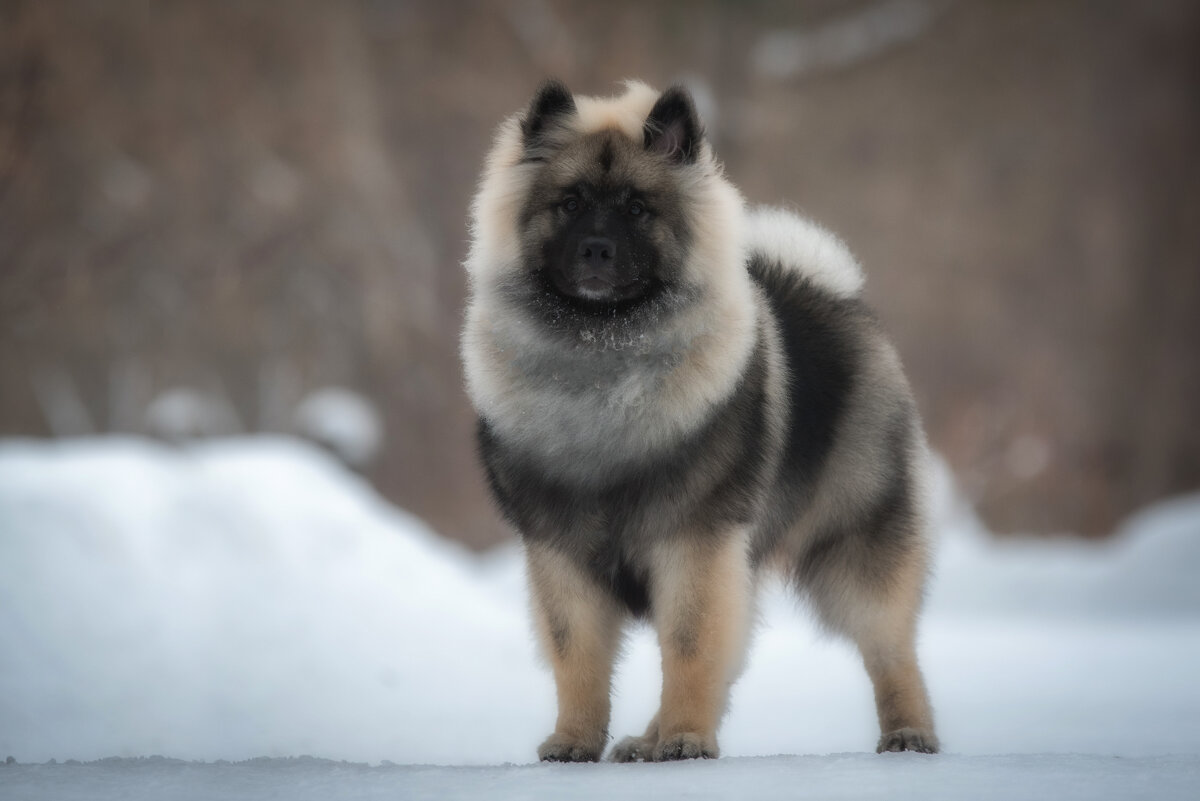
[461,80,938,762]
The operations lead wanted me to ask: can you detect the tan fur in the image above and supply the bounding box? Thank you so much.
[609,713,661,763]
[573,80,660,139]
[526,545,624,761]
[647,530,755,760]
[845,543,937,751]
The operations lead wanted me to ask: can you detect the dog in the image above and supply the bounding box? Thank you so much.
[461,80,938,762]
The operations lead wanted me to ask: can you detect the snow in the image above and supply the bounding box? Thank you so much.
[1,437,1199,799]
[145,387,242,440]
[3,754,1198,801]
[292,387,383,467]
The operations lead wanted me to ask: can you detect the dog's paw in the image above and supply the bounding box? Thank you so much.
[538,732,604,763]
[653,732,717,761]
[876,727,939,754]
[609,734,655,763]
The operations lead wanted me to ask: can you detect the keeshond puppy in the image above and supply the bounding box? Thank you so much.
[462,80,938,762]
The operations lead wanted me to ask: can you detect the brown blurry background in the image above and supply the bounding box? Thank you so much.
[1,0,1197,548]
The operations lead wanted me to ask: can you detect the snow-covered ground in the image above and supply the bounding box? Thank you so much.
[1,437,1198,799]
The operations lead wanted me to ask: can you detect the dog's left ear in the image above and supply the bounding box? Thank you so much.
[644,86,703,164]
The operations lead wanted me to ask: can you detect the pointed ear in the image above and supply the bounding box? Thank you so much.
[644,85,703,164]
[521,80,577,153]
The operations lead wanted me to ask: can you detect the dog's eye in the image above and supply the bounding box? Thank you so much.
[561,196,580,213]
[628,200,645,217]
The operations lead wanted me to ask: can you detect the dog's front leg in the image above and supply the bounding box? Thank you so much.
[649,530,754,761]
[526,544,623,762]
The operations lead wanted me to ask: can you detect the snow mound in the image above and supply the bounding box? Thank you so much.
[293,386,383,467]
[1,437,1198,770]
[928,490,1200,620]
[0,438,534,764]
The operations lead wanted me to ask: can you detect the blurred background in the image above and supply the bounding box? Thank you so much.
[1,0,1198,548]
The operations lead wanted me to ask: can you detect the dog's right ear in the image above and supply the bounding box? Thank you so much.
[521,80,576,156]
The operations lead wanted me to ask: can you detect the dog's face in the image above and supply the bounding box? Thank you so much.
[524,132,670,307]
[488,81,710,319]
[515,82,705,312]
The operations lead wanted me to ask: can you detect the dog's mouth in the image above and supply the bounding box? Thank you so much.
[531,267,663,316]
[569,274,647,303]
[577,275,618,296]
[547,266,650,307]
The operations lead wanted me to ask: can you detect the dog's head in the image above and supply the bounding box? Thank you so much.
[517,80,706,309]
[463,82,760,460]
[467,81,746,324]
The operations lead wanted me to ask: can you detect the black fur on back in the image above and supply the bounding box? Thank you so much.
[741,255,867,566]
[749,256,921,594]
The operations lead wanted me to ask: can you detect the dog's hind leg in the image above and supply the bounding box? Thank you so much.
[859,624,938,754]
[803,535,939,754]
[527,544,625,762]
[844,580,939,754]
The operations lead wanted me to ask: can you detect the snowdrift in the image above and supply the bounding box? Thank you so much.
[1,437,1198,768]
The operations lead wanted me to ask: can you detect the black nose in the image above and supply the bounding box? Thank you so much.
[577,236,616,271]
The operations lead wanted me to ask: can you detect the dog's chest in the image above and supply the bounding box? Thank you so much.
[507,347,676,465]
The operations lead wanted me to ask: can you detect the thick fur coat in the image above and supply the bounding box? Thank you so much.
[462,80,938,762]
